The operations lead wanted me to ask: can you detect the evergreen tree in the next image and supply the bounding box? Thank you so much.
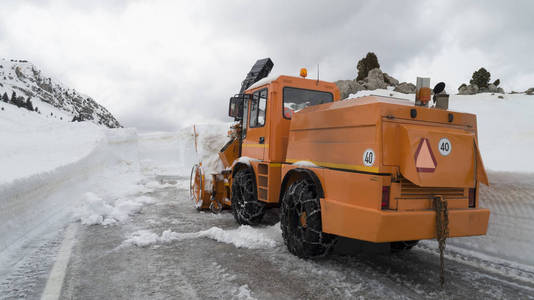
[356,52,381,81]
[25,97,34,111]
[15,97,24,108]
[470,67,491,88]
[2,92,8,103]
[10,91,16,104]
[493,79,500,87]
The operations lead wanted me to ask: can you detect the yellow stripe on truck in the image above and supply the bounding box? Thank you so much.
[242,144,269,148]
[286,159,379,173]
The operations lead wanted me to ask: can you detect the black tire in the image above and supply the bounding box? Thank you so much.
[280,177,336,258]
[231,168,265,225]
[390,240,419,253]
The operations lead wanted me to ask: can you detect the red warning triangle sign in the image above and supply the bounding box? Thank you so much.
[414,138,437,172]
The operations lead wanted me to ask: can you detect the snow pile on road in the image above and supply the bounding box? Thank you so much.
[75,192,155,226]
[348,89,534,173]
[233,285,256,300]
[124,223,283,249]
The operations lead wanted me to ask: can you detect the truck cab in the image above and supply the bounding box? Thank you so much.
[230,75,340,205]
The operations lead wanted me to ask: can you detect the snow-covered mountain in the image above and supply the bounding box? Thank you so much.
[0,58,120,128]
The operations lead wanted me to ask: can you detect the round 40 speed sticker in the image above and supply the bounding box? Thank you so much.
[438,138,452,156]
[363,149,375,166]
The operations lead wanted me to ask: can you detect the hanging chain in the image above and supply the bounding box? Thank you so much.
[434,196,449,288]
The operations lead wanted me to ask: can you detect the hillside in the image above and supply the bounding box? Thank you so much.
[0,58,120,128]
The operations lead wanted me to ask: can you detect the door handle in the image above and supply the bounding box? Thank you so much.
[259,137,265,144]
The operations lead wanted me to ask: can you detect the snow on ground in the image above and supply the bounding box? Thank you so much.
[0,103,146,280]
[0,103,103,184]
[349,89,534,173]
[75,193,155,225]
[123,223,283,249]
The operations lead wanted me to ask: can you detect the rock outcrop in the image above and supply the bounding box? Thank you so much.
[458,83,504,95]
[394,82,416,94]
[334,79,365,100]
[458,84,479,95]
[335,67,415,99]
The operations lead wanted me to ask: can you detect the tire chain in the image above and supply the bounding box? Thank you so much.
[231,169,265,225]
[434,196,449,288]
[281,178,336,258]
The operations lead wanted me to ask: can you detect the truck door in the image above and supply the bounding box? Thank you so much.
[242,88,268,161]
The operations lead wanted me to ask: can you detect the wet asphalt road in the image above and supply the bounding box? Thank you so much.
[55,173,534,300]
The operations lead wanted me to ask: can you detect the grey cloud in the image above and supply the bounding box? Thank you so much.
[1,0,533,131]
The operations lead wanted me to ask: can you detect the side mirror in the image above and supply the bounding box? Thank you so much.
[228,97,240,118]
[228,94,249,119]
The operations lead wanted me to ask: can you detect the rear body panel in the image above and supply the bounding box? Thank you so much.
[283,95,490,242]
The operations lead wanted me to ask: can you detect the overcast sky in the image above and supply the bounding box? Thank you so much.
[0,0,532,131]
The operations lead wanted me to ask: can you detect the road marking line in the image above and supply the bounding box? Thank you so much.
[41,222,78,300]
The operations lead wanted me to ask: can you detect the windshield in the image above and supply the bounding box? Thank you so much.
[282,87,333,119]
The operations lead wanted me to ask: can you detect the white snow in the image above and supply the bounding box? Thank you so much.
[123,223,283,249]
[74,193,155,226]
[292,160,319,168]
[137,123,230,177]
[233,285,256,300]
[0,103,104,185]
[348,89,534,173]
[0,103,147,276]
[233,156,260,167]
[247,75,278,91]
[0,59,119,128]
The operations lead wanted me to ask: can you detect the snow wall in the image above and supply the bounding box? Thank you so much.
[0,128,139,264]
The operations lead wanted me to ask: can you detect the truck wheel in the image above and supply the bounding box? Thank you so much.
[231,168,265,225]
[281,177,336,258]
[190,164,204,210]
[390,240,419,253]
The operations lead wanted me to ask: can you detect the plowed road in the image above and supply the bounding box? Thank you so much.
[2,172,534,300]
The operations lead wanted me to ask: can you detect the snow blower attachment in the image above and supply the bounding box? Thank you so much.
[190,58,273,213]
[189,58,490,286]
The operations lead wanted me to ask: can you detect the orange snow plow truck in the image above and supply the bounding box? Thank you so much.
[190,58,489,258]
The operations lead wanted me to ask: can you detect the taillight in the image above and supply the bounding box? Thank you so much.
[382,186,390,209]
[468,188,476,208]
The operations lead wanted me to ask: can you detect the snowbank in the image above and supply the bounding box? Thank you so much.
[348,89,534,173]
[124,223,283,249]
[0,103,143,270]
[0,103,104,185]
[137,123,231,177]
